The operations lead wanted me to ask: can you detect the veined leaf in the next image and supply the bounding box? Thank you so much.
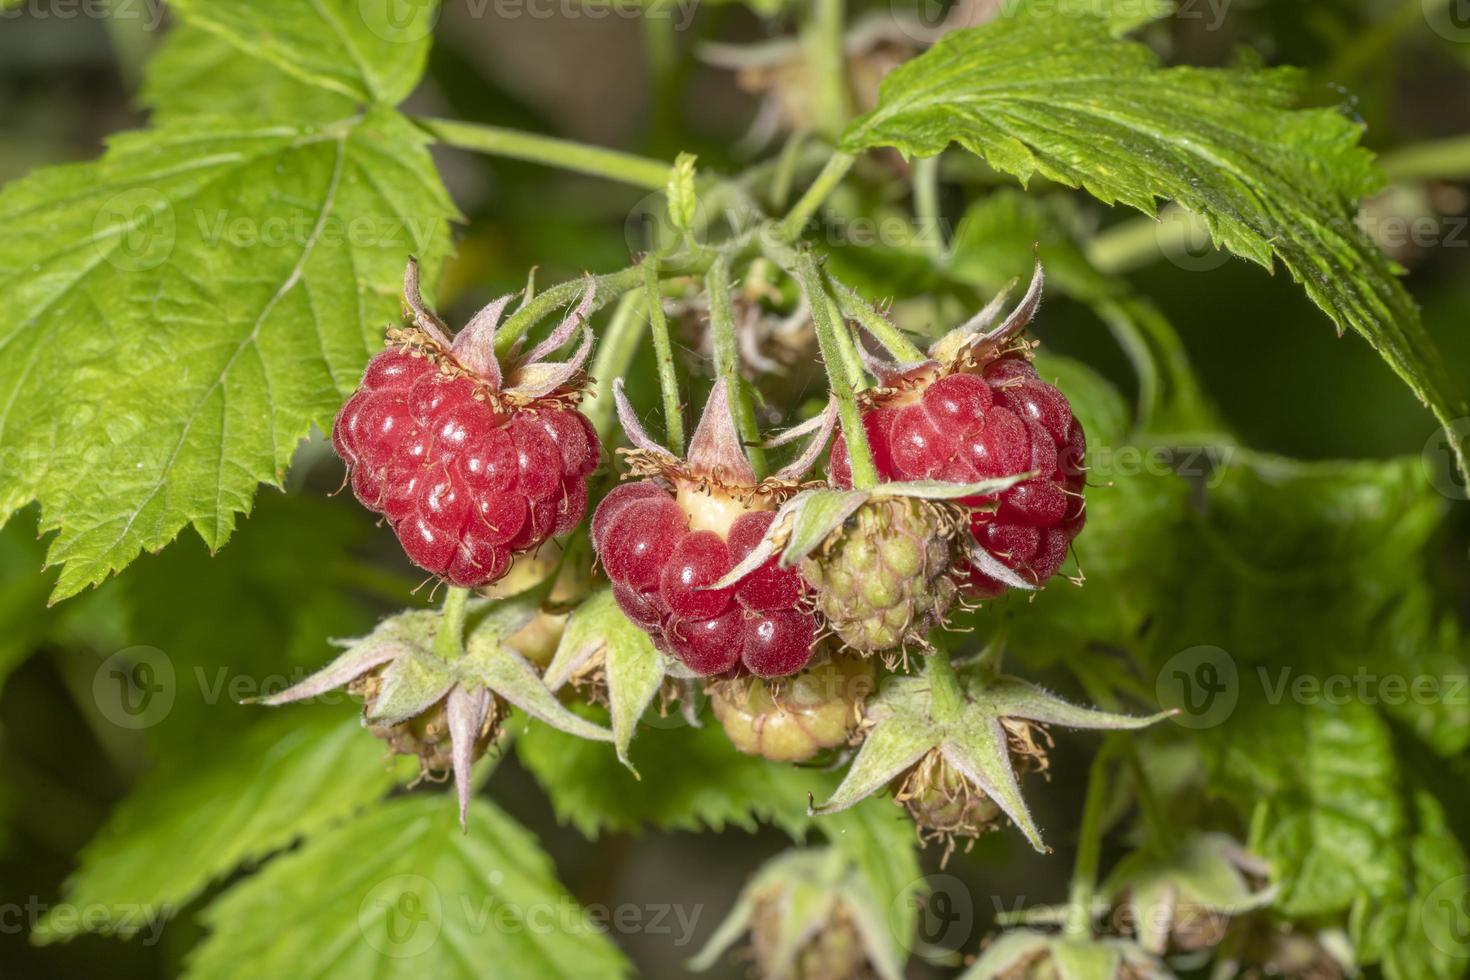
[142,24,357,124]
[33,710,406,943]
[167,0,440,106]
[844,14,1469,479]
[184,795,631,979]
[0,107,456,600]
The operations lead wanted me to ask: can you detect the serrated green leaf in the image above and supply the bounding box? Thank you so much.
[844,14,1469,479]
[517,710,829,838]
[142,24,357,124]
[544,588,666,769]
[32,710,404,944]
[167,0,440,106]
[0,107,456,600]
[184,795,630,979]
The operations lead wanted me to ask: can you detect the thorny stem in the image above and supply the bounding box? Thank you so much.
[706,256,769,478]
[496,264,648,356]
[584,291,648,440]
[643,258,686,452]
[825,291,867,392]
[418,117,671,190]
[831,279,926,362]
[433,586,472,662]
[1065,739,1118,941]
[795,251,878,489]
[779,151,856,241]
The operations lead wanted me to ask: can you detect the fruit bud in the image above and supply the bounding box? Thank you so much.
[349,668,498,777]
[710,655,875,762]
[801,497,957,655]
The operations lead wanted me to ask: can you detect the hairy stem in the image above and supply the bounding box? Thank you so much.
[418,117,671,189]
[433,586,472,662]
[584,291,648,440]
[1065,740,1117,941]
[795,251,878,488]
[643,258,686,452]
[706,257,769,477]
[831,279,926,362]
[779,151,856,241]
[496,264,647,356]
[924,643,965,722]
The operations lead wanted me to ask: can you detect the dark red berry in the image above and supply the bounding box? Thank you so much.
[728,511,804,612]
[741,609,816,678]
[660,531,735,620]
[601,495,687,590]
[666,611,745,676]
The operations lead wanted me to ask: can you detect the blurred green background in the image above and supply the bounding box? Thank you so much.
[1,0,1467,976]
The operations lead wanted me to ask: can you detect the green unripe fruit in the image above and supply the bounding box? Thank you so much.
[801,498,956,654]
[751,892,872,980]
[711,656,875,762]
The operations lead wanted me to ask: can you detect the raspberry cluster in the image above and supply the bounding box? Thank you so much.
[829,353,1085,595]
[334,350,598,586]
[592,482,817,677]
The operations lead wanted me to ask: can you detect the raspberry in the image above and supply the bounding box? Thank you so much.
[829,353,1085,596]
[333,262,601,588]
[711,656,874,762]
[592,379,822,678]
[801,497,957,654]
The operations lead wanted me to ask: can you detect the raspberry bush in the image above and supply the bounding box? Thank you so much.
[3,2,1469,979]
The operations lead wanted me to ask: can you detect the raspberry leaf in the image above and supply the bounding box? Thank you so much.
[0,107,456,601]
[844,12,1470,482]
[166,0,439,106]
[543,587,668,771]
[184,795,631,978]
[32,711,408,943]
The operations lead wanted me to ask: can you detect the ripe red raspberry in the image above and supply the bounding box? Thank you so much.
[829,266,1084,595]
[333,261,601,588]
[592,380,822,678]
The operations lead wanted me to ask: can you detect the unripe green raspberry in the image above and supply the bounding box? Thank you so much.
[801,498,956,654]
[895,748,1003,842]
[349,670,497,775]
[750,892,871,980]
[711,656,875,762]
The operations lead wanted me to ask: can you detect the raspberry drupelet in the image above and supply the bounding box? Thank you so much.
[592,379,827,678]
[828,264,1085,596]
[333,260,601,588]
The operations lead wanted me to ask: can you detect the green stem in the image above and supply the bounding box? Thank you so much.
[584,291,648,440]
[769,129,812,211]
[1379,134,1470,182]
[831,280,925,362]
[1065,740,1117,941]
[706,257,769,477]
[643,258,686,452]
[779,151,856,241]
[795,251,878,488]
[1125,742,1175,853]
[417,117,671,190]
[913,155,945,260]
[924,643,965,722]
[496,264,647,356]
[828,293,867,391]
[806,0,851,138]
[433,586,472,662]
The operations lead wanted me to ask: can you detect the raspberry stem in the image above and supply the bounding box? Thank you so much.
[778,151,855,242]
[794,251,880,489]
[913,155,945,260]
[643,258,686,453]
[924,644,965,723]
[830,279,926,363]
[417,117,672,190]
[496,265,646,357]
[706,256,769,478]
[584,291,648,440]
[433,585,472,662]
[1064,739,1120,941]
